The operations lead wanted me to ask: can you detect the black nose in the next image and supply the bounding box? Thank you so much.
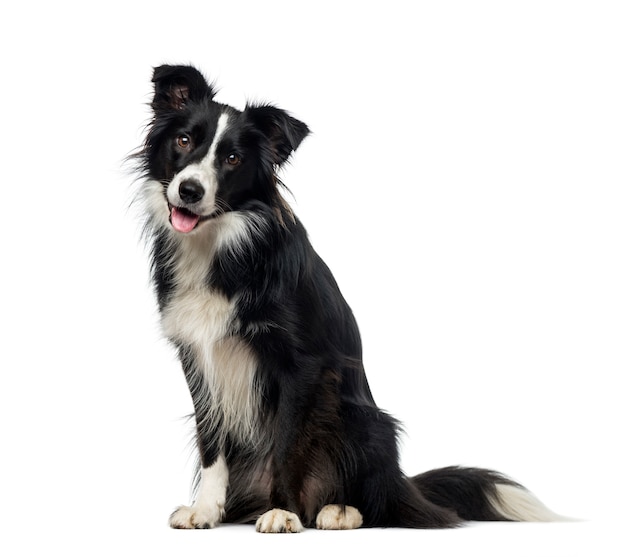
[178,179,205,204]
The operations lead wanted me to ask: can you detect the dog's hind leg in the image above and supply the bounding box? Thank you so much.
[315,505,363,530]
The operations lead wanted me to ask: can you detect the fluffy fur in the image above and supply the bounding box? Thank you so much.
[134,64,562,532]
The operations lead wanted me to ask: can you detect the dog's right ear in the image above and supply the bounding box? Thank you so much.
[151,65,215,112]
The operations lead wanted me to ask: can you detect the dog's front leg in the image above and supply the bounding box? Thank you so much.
[255,396,308,533]
[169,452,229,529]
[169,360,229,529]
[255,454,305,533]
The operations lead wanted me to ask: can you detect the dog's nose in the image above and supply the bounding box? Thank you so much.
[178,179,205,204]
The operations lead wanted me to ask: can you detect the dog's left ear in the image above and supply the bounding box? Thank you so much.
[246,105,310,165]
[151,65,216,112]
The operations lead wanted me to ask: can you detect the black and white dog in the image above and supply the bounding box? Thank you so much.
[135,65,560,532]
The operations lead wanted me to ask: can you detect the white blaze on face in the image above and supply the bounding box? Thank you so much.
[167,112,230,230]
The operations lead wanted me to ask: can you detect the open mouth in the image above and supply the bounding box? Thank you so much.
[169,205,215,233]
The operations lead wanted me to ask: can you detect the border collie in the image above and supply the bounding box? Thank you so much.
[134,64,561,532]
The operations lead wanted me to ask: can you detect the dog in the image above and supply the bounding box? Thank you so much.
[134,64,561,532]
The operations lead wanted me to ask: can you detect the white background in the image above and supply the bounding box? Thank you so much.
[1,1,624,555]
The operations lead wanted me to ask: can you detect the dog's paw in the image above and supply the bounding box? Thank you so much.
[315,504,363,530]
[255,508,304,533]
[169,504,224,529]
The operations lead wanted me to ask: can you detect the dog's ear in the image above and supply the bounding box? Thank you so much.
[151,65,215,111]
[246,105,310,165]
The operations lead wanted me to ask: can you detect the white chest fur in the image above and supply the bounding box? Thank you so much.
[160,217,260,445]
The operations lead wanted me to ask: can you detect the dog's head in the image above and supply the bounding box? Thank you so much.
[143,65,309,234]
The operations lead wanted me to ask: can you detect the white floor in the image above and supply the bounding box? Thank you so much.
[9,518,620,557]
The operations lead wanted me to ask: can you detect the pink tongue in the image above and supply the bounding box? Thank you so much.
[170,207,200,233]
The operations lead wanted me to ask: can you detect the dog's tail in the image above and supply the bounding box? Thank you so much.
[411,466,564,522]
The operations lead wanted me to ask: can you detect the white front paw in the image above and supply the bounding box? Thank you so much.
[169,504,224,529]
[255,508,304,533]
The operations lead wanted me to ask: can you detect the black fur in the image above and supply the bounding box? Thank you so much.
[135,65,548,530]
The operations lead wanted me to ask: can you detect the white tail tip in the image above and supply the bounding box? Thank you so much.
[488,483,570,522]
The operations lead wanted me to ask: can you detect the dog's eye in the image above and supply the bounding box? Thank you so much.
[177,135,191,149]
[226,153,241,166]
